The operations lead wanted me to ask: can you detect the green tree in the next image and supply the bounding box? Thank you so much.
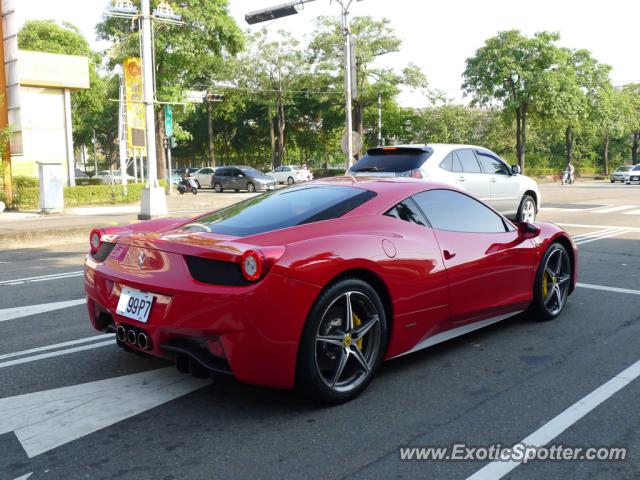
[309,16,429,156]
[97,0,243,178]
[621,84,640,164]
[463,30,563,172]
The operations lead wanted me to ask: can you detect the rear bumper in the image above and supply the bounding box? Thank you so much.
[84,257,321,389]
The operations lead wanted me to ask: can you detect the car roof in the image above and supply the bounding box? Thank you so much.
[368,143,490,152]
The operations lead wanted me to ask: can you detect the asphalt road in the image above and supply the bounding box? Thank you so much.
[1,182,639,480]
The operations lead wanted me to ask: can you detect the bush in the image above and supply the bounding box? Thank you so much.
[12,175,39,188]
[75,177,104,186]
[312,168,345,179]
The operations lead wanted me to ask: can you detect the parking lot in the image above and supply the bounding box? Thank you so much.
[1,181,639,480]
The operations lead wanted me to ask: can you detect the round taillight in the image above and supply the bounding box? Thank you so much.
[240,250,262,281]
[89,229,102,254]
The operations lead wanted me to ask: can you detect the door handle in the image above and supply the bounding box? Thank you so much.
[457,176,465,182]
[490,177,497,183]
[443,249,456,260]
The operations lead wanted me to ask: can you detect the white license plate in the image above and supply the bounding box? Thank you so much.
[116,286,154,323]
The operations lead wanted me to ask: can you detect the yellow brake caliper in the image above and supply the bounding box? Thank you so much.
[542,271,548,298]
[353,312,363,349]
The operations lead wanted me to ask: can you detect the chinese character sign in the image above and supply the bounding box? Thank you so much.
[124,58,146,153]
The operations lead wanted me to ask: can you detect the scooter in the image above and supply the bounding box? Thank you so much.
[561,170,575,185]
[178,176,198,195]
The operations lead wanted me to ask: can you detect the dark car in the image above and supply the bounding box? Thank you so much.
[211,166,277,193]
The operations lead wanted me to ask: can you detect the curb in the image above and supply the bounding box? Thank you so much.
[0,226,92,251]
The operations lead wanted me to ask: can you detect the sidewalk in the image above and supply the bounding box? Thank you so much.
[0,190,255,251]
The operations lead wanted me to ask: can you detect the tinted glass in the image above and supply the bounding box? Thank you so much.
[216,168,229,176]
[412,189,507,233]
[190,186,376,237]
[240,167,263,177]
[440,153,453,171]
[456,150,482,173]
[351,148,432,173]
[385,199,426,226]
[477,152,510,175]
[633,165,640,171]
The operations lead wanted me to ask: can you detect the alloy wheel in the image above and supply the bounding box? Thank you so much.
[522,199,536,223]
[314,291,382,393]
[541,247,571,316]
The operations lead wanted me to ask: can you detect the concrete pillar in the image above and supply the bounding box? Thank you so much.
[63,88,75,186]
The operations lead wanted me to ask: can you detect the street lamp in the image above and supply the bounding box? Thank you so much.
[245,0,363,170]
[104,0,183,219]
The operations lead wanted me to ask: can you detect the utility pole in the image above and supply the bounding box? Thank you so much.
[0,0,12,206]
[377,92,382,146]
[341,1,354,170]
[138,0,167,219]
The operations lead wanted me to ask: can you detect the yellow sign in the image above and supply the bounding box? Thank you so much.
[124,58,146,154]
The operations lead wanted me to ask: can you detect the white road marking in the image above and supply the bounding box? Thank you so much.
[577,283,640,296]
[574,228,632,245]
[0,271,84,286]
[466,357,640,480]
[557,222,640,232]
[0,334,114,361]
[12,473,33,480]
[0,340,114,369]
[572,228,618,240]
[0,368,210,458]
[622,209,640,215]
[0,299,86,322]
[589,205,638,214]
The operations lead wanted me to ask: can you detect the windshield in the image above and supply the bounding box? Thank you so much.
[240,167,264,177]
[618,166,633,171]
[187,185,375,237]
[633,165,640,171]
[351,148,432,173]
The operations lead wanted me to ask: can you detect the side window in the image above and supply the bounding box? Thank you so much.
[456,149,482,173]
[439,153,453,171]
[232,169,241,177]
[477,152,510,175]
[283,167,291,172]
[275,166,283,172]
[412,189,508,233]
[217,168,228,176]
[384,199,427,226]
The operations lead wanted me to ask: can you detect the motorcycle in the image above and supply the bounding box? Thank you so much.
[561,170,575,185]
[178,175,198,195]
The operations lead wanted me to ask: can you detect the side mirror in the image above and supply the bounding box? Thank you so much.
[518,221,540,239]
[511,165,521,175]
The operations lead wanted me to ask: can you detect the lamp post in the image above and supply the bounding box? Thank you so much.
[246,0,362,169]
[105,0,183,219]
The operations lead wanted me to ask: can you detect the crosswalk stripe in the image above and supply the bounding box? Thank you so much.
[0,334,114,361]
[590,205,638,214]
[0,340,114,369]
[0,299,86,322]
[622,209,640,215]
[575,229,631,245]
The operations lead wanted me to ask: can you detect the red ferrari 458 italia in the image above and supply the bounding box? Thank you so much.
[84,177,577,403]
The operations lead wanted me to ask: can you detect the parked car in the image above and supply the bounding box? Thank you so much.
[611,165,633,183]
[95,170,134,184]
[268,165,313,185]
[211,166,276,193]
[193,167,217,188]
[85,177,576,403]
[347,144,541,223]
[626,164,640,185]
[74,168,89,178]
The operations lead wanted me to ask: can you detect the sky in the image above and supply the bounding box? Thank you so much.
[15,0,640,106]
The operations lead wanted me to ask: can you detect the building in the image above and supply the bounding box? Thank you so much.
[2,1,90,186]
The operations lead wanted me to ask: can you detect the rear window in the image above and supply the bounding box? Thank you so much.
[351,148,432,173]
[188,186,376,237]
[240,167,263,176]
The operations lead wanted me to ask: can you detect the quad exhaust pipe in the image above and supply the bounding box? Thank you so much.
[116,325,152,350]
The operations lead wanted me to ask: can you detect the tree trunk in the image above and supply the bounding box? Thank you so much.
[633,132,640,165]
[353,100,364,158]
[268,104,276,169]
[515,104,527,172]
[276,90,285,167]
[206,102,216,168]
[565,126,574,164]
[603,132,610,175]
[155,107,166,180]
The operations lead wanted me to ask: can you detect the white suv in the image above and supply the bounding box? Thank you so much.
[268,165,313,185]
[347,144,541,222]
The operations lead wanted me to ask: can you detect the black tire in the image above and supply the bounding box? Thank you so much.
[516,194,536,223]
[296,278,387,404]
[213,182,223,193]
[196,180,201,188]
[192,188,198,195]
[610,180,615,183]
[178,188,184,195]
[234,189,239,192]
[528,242,572,321]
[287,176,294,185]
[247,182,256,193]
